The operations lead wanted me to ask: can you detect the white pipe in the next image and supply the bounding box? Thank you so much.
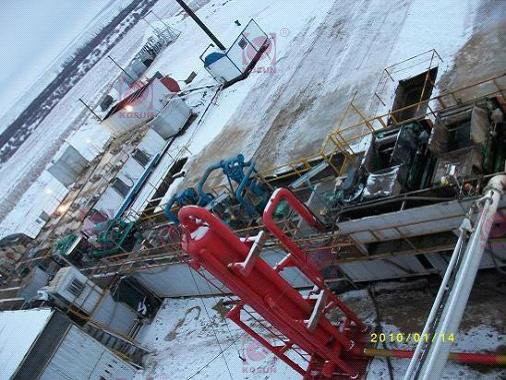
[403,217,469,380]
[418,175,506,379]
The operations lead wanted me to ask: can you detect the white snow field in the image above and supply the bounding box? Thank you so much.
[135,285,506,379]
[1,0,503,239]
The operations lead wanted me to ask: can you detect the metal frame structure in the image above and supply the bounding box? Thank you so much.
[321,71,506,158]
[3,66,506,295]
[2,65,506,378]
[7,73,505,284]
[178,189,369,378]
[176,186,506,379]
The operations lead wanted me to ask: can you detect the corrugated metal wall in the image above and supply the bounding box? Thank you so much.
[338,251,500,282]
[134,263,228,297]
[133,250,313,298]
[91,291,138,336]
[339,255,437,282]
[262,249,313,288]
[39,325,136,380]
[13,312,69,380]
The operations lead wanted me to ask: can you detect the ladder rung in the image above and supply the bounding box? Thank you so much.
[305,289,328,331]
[229,231,267,276]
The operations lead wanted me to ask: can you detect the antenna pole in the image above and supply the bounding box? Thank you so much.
[78,98,102,121]
[107,55,137,83]
[175,0,226,50]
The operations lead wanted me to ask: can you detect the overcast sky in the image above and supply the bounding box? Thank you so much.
[0,0,120,118]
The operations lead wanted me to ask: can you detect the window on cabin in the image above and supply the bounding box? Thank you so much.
[132,148,151,167]
[111,178,131,198]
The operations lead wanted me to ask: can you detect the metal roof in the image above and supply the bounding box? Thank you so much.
[0,308,53,379]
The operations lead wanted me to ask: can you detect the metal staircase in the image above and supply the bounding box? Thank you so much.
[83,321,150,368]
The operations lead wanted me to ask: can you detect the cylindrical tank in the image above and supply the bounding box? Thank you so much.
[160,76,180,92]
[149,96,192,139]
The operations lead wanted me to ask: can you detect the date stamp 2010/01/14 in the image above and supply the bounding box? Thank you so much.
[370,332,456,344]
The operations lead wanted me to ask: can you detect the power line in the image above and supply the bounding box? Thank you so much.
[202,273,245,360]
[186,262,234,380]
[186,331,244,380]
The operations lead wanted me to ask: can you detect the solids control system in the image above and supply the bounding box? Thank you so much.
[178,186,506,378]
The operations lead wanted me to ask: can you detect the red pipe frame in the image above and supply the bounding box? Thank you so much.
[178,188,506,378]
[263,188,367,333]
[179,189,369,378]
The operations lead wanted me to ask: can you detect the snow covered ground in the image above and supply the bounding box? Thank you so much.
[0,0,335,238]
[174,0,491,190]
[0,1,179,238]
[1,0,505,241]
[135,296,303,380]
[128,0,502,210]
[135,277,506,379]
[132,0,501,196]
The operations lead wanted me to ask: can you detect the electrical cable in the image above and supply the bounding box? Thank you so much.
[185,253,310,364]
[185,263,234,380]
[202,273,245,361]
[185,331,245,380]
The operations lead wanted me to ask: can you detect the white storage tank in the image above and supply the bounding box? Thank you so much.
[101,78,174,138]
[47,143,89,187]
[149,95,192,139]
[204,51,242,83]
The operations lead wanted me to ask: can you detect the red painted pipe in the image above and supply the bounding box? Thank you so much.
[363,348,506,365]
[178,205,368,378]
[262,188,367,334]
